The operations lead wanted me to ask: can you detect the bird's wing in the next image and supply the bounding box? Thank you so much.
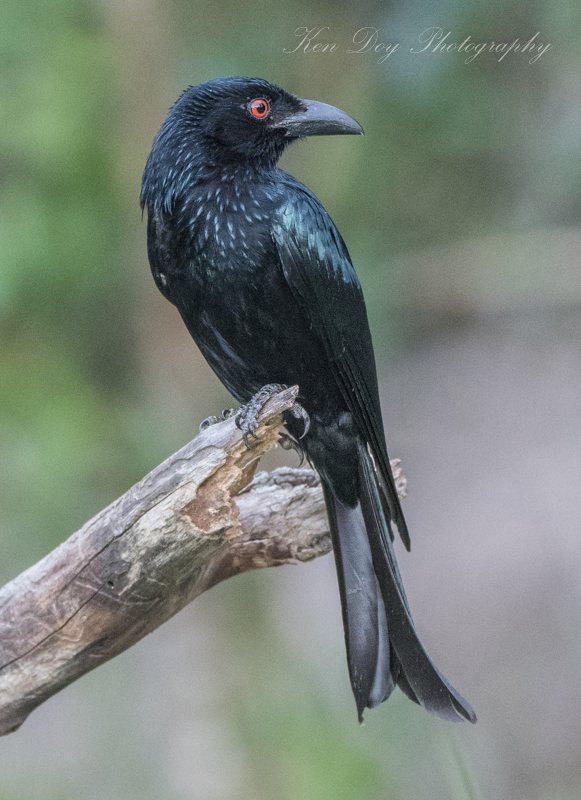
[272,184,409,548]
[146,208,176,305]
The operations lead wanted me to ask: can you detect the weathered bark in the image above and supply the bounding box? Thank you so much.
[0,385,408,736]
[0,387,332,736]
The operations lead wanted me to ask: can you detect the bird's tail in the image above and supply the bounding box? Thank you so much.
[322,441,476,723]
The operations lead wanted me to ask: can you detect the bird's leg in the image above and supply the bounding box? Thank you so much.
[236,384,310,448]
[199,408,236,433]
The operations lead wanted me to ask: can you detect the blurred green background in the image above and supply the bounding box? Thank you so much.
[1,1,581,798]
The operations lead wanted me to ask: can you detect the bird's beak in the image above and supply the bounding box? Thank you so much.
[276,99,364,138]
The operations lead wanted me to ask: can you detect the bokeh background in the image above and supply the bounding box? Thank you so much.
[1,1,580,798]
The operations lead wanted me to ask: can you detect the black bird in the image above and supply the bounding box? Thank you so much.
[141,77,475,723]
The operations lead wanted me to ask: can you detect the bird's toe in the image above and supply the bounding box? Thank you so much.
[199,415,221,433]
[235,384,287,448]
[289,402,310,438]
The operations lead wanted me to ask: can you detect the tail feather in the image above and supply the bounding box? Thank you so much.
[396,668,420,706]
[367,578,396,708]
[322,482,395,720]
[356,440,476,723]
[320,439,475,723]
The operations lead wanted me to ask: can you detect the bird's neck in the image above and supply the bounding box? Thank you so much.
[146,160,281,216]
[198,160,279,185]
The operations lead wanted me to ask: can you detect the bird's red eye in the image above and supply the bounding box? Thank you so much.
[249,98,269,118]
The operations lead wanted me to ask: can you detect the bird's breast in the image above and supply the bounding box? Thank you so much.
[165,179,341,412]
[183,180,278,273]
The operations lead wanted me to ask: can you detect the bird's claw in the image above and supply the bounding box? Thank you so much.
[199,415,220,433]
[235,384,311,449]
[235,384,286,447]
[199,408,236,434]
[288,401,310,439]
[278,432,306,465]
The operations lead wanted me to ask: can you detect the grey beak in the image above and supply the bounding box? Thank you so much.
[276,99,364,137]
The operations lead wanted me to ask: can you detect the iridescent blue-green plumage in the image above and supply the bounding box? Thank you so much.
[141,76,475,723]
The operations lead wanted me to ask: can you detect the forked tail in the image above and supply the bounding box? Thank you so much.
[322,441,476,723]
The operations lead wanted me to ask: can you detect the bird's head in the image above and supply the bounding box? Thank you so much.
[141,77,363,209]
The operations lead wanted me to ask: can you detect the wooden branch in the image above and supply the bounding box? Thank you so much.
[0,386,331,736]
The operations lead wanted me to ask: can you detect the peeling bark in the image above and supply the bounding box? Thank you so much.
[0,385,407,737]
[0,387,331,736]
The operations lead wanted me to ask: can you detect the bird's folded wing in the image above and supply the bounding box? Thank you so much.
[271,185,409,547]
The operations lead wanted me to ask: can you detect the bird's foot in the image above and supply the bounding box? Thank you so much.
[236,384,310,447]
[236,384,285,446]
[199,408,235,433]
